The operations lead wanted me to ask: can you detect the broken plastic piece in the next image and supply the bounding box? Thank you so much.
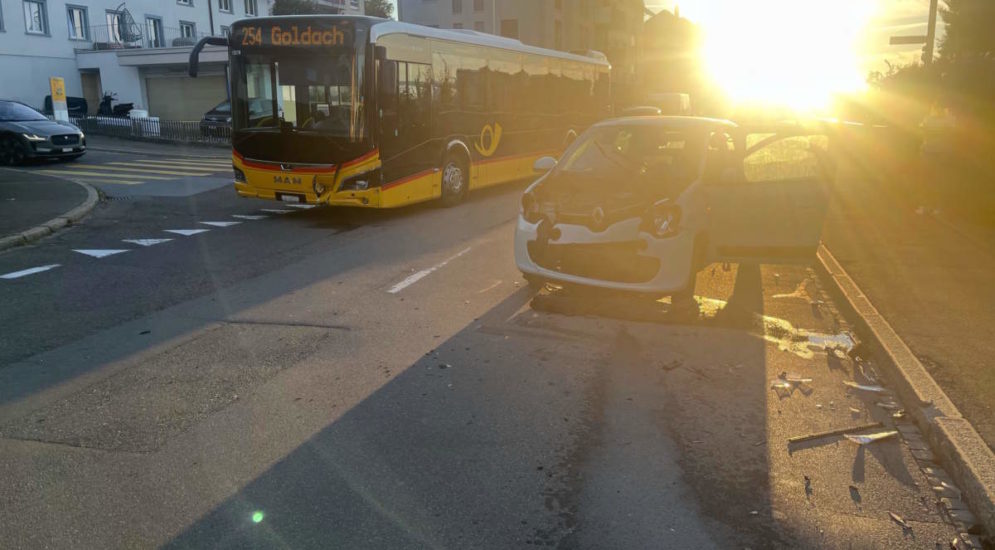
[876,401,902,410]
[770,380,793,390]
[845,430,899,445]
[788,422,884,445]
[785,375,813,384]
[888,511,909,529]
[843,381,887,393]
[849,407,861,414]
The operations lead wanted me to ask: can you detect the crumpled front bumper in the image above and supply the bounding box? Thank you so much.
[514,215,697,294]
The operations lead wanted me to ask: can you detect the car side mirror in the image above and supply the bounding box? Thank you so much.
[534,156,557,172]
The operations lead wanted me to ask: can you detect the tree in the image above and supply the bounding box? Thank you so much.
[940,0,995,60]
[365,0,394,19]
[271,0,336,15]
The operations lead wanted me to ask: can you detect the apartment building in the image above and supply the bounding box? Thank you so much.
[397,0,643,102]
[0,0,364,119]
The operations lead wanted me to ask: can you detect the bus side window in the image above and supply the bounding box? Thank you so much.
[379,59,399,139]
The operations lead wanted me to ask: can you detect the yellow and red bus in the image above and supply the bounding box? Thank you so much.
[190,15,610,208]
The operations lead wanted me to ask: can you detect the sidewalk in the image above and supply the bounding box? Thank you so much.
[823,171,995,453]
[0,168,92,249]
[85,135,230,159]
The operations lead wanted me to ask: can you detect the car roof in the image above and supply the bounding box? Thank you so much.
[593,116,737,130]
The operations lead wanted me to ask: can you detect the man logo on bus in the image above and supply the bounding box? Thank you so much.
[474,123,502,158]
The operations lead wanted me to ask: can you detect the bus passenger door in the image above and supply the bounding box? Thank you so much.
[379,60,434,194]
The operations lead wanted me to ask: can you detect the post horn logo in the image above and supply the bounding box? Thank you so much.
[474,123,502,157]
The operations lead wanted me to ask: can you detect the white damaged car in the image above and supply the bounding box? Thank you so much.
[515,117,834,301]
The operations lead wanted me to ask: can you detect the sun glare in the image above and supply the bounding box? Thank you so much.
[696,0,879,112]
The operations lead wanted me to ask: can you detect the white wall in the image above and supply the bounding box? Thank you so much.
[0,0,276,108]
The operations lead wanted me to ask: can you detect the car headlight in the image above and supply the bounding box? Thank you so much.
[645,201,682,238]
[22,134,46,142]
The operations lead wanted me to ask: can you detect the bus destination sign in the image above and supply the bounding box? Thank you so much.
[239,22,353,48]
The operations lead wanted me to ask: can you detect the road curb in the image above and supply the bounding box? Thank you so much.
[0,179,99,253]
[815,244,995,536]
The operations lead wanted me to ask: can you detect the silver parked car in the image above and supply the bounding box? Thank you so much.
[0,100,87,165]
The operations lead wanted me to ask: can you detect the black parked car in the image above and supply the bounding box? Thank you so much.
[200,100,232,137]
[0,100,86,165]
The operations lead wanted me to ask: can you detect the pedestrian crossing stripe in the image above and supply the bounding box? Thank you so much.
[106,161,225,173]
[69,164,215,177]
[36,170,145,184]
[133,160,230,170]
[38,169,175,180]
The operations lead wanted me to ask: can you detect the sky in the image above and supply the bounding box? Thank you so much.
[646,0,941,76]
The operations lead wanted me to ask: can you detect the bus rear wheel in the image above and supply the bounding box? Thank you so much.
[440,155,468,207]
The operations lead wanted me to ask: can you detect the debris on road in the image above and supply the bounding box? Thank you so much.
[788,422,885,445]
[889,511,910,530]
[876,401,902,411]
[845,430,899,445]
[843,380,888,393]
[660,359,682,372]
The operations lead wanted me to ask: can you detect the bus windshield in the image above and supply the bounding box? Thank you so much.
[234,52,365,140]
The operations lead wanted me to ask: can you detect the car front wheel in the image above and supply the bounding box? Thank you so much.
[0,136,27,166]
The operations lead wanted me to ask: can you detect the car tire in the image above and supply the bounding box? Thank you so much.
[0,136,27,166]
[440,153,469,207]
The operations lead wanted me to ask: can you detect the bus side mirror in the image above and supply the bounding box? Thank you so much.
[534,156,557,172]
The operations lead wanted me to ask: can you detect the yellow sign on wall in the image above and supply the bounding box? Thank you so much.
[49,77,69,121]
[50,77,67,102]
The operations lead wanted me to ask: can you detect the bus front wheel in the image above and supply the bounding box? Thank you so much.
[440,155,468,207]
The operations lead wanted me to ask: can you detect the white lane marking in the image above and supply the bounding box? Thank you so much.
[123,239,173,247]
[231,214,268,220]
[200,221,242,228]
[287,204,316,209]
[164,229,210,236]
[388,247,473,295]
[74,249,129,259]
[1,264,61,280]
[260,209,292,214]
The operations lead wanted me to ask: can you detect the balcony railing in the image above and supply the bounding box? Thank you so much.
[81,24,212,51]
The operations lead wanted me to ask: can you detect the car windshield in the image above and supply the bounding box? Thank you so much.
[0,101,48,122]
[559,125,703,188]
[211,101,231,114]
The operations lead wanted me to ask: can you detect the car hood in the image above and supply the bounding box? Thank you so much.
[2,119,81,136]
[534,173,667,226]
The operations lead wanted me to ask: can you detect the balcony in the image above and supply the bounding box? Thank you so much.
[80,24,212,51]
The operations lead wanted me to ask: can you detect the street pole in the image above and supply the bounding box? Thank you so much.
[492,0,497,35]
[924,0,938,66]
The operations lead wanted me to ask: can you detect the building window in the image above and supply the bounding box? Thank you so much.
[473,0,483,12]
[473,21,484,31]
[106,10,122,43]
[177,0,192,6]
[452,23,463,29]
[23,0,48,35]
[452,0,461,14]
[244,0,257,16]
[66,5,87,40]
[500,19,517,39]
[218,0,232,13]
[146,16,162,47]
[179,20,196,38]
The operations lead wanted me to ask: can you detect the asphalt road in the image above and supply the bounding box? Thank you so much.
[0,152,963,548]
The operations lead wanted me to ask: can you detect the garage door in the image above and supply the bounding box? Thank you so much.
[146,75,227,121]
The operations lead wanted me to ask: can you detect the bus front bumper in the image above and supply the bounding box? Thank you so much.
[234,182,382,208]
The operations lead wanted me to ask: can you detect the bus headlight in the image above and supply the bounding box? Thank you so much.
[233,165,246,183]
[339,168,382,192]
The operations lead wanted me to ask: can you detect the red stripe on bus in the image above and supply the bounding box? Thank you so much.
[341,149,380,168]
[383,169,437,190]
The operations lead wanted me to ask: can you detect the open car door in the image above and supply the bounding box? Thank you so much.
[704,128,833,264]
